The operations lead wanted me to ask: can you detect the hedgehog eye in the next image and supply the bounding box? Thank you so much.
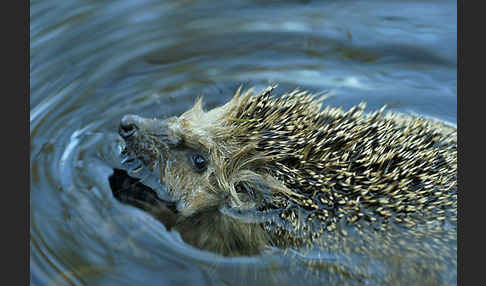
[191,154,207,172]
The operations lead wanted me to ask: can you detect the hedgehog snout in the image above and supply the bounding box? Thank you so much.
[119,114,181,147]
[119,114,140,139]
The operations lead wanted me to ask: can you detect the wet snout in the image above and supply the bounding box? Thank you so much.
[118,114,145,139]
[118,114,181,146]
[119,114,141,139]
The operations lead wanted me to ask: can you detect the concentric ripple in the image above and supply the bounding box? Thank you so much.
[30,0,457,285]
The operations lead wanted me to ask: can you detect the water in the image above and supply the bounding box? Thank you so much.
[30,0,457,285]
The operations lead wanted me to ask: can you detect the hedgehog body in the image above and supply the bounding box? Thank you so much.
[117,86,457,258]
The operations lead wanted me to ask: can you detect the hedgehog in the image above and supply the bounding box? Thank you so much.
[114,85,457,259]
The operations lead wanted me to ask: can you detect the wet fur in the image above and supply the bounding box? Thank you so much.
[118,86,457,257]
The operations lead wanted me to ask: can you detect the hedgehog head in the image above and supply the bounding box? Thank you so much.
[118,86,299,218]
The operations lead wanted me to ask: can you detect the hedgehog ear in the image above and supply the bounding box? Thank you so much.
[229,182,263,207]
[235,182,251,195]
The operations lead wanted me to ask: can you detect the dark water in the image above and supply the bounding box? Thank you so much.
[30,0,457,285]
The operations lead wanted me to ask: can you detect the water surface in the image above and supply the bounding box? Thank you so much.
[30,0,457,285]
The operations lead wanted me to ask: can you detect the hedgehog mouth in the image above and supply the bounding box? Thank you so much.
[109,168,179,213]
[111,146,179,215]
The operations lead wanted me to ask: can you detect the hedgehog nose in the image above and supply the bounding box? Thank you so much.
[119,115,139,138]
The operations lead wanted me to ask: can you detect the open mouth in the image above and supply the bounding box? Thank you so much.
[109,145,181,228]
[109,167,184,231]
[115,115,180,217]
[109,168,179,214]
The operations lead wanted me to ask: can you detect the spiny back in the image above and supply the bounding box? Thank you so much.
[221,86,456,242]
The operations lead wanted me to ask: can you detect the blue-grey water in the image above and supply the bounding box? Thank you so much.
[30,0,457,285]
